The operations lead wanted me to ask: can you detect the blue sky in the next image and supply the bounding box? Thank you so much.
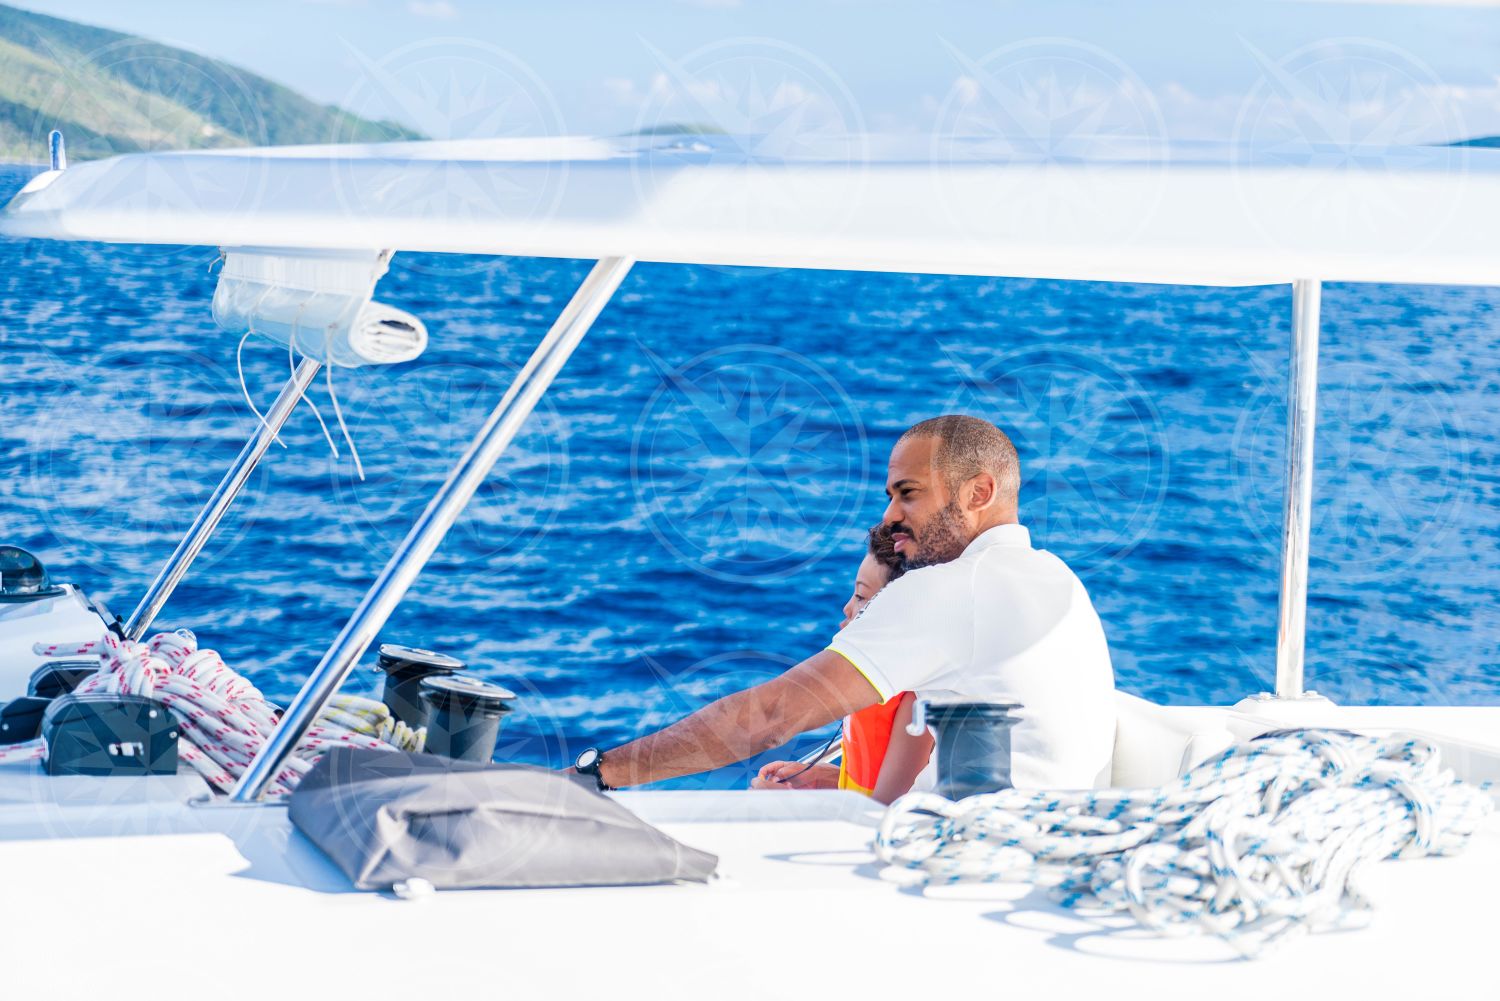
[11,0,1500,143]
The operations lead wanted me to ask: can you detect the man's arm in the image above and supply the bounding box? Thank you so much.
[598,649,880,789]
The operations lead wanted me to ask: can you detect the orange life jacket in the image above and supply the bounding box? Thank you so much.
[837,693,910,796]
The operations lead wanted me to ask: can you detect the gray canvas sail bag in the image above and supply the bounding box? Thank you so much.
[289,747,718,890]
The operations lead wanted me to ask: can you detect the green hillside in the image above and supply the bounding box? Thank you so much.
[0,3,421,163]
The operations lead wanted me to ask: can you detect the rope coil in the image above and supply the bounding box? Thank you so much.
[875,729,1494,957]
[0,629,422,795]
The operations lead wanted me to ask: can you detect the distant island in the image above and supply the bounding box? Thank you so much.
[0,2,421,163]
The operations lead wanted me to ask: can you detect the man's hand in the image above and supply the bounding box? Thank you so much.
[751,761,839,790]
[599,649,879,789]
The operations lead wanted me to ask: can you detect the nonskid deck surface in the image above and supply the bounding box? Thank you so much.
[0,753,1496,1001]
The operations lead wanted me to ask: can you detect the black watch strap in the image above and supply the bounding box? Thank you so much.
[574,748,612,791]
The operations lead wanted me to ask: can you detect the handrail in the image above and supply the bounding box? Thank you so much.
[124,357,322,640]
[230,257,633,801]
[1273,279,1321,698]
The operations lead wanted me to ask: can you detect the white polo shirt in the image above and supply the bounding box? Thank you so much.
[827,523,1116,790]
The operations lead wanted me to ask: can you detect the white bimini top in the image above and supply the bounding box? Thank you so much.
[6,134,1500,287]
[828,523,1116,789]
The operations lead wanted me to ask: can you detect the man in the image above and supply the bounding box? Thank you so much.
[573,415,1116,792]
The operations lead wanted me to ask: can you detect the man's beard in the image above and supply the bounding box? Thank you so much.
[899,500,969,570]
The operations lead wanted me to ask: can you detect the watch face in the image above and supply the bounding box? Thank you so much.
[574,748,599,771]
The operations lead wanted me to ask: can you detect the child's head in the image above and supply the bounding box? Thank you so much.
[840,525,907,629]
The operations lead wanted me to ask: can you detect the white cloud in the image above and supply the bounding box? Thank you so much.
[407,0,458,18]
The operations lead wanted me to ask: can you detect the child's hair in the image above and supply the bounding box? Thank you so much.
[866,525,906,582]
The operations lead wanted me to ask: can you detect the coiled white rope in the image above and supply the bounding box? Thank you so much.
[0,629,423,796]
[876,729,1494,958]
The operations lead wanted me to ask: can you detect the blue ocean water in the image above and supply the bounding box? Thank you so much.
[0,165,1496,787]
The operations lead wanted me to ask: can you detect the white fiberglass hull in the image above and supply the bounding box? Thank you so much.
[0,698,1495,999]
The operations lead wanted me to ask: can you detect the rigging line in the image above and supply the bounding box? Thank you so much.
[325,359,365,482]
[288,299,339,459]
[236,328,286,450]
[236,282,287,448]
[775,725,842,784]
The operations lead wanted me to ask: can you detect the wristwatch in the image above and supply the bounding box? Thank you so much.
[573,747,612,791]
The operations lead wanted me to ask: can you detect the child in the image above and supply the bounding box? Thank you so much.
[751,528,933,805]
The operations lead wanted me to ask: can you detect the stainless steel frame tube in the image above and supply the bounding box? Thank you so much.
[231,257,633,801]
[123,357,322,640]
[1274,279,1321,698]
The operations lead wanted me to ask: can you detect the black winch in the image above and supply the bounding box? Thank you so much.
[419,675,516,764]
[374,643,465,730]
[921,700,1024,800]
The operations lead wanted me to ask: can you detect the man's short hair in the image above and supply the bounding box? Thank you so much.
[898,415,1021,504]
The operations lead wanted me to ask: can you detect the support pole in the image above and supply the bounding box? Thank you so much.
[123,357,322,640]
[230,257,633,802]
[1273,279,1321,699]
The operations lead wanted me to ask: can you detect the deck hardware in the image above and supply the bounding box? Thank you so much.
[419,675,516,763]
[920,700,1023,799]
[375,643,465,729]
[48,130,65,171]
[231,256,634,802]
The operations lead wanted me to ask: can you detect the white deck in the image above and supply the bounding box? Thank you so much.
[0,700,1496,999]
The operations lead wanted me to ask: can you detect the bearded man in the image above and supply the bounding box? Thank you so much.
[570,415,1117,793]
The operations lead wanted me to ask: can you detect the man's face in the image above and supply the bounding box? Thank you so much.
[880,437,972,569]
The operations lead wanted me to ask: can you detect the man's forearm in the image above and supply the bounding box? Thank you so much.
[593,648,878,789]
[600,685,796,788]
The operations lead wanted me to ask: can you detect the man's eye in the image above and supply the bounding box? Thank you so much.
[901,489,915,499]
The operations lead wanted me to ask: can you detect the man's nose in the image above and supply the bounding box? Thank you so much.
[880,494,901,526]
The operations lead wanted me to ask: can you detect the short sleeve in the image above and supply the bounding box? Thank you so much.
[825,564,971,702]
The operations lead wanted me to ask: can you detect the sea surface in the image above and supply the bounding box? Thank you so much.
[1,165,1496,787]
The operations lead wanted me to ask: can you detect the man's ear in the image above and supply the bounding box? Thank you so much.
[965,472,997,511]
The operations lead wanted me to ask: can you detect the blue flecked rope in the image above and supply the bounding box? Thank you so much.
[875,729,1494,958]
